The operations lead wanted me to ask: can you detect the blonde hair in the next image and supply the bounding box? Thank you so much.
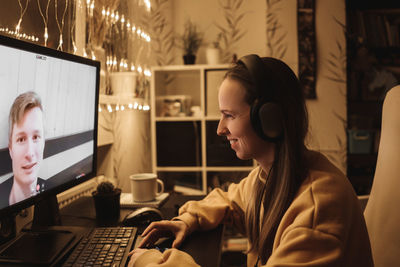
[8,91,43,145]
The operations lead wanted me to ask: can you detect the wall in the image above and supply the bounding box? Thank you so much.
[166,0,347,172]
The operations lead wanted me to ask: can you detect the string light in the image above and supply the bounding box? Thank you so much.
[37,0,50,46]
[16,0,30,35]
[0,28,38,42]
[55,0,69,51]
[99,103,149,113]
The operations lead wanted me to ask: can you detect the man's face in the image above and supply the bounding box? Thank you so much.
[9,107,45,187]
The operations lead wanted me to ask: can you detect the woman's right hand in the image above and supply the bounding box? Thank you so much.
[138,220,189,249]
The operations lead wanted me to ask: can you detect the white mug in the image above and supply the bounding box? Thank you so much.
[129,173,164,202]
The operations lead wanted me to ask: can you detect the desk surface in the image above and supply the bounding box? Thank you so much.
[59,194,223,267]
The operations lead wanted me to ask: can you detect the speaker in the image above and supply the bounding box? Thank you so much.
[238,54,283,141]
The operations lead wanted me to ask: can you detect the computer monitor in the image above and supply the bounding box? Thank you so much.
[0,34,99,227]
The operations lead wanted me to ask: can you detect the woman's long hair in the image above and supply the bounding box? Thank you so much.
[224,57,309,264]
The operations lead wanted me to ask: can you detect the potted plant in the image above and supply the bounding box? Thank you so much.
[178,19,204,64]
[92,181,121,221]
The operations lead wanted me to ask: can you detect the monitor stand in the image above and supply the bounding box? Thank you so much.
[32,194,61,228]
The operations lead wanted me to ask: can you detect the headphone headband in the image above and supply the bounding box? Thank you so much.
[238,54,273,100]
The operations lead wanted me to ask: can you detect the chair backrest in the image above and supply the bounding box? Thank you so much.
[364,85,400,267]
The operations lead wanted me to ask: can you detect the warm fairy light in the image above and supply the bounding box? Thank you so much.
[127,21,131,28]
[107,104,112,112]
[102,7,106,16]
[128,103,133,109]
[91,51,96,60]
[116,105,120,111]
[144,69,152,77]
[121,105,125,111]
[133,102,138,109]
[130,64,136,71]
[121,15,125,23]
[83,49,88,57]
[144,0,151,11]
[0,28,39,43]
[138,104,143,110]
[99,106,102,112]
[137,66,143,73]
[143,104,150,111]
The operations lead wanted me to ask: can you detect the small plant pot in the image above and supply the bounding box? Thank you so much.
[183,54,196,65]
[92,188,121,221]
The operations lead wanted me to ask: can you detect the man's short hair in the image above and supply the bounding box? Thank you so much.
[8,91,43,145]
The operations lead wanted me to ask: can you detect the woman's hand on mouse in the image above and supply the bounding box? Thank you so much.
[139,220,189,248]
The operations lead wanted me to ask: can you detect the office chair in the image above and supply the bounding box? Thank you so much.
[364,85,400,267]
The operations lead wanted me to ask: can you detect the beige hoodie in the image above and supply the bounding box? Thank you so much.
[132,151,373,267]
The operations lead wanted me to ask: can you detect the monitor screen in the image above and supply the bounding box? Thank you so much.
[0,35,99,218]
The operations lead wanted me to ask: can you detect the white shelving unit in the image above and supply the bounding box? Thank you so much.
[150,64,256,194]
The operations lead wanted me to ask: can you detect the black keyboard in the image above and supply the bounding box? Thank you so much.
[62,227,137,267]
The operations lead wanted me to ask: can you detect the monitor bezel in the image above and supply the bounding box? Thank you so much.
[0,34,100,217]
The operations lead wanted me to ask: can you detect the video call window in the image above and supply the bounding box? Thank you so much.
[0,43,97,209]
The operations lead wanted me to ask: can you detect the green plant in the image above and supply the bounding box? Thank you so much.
[94,181,119,195]
[178,19,203,56]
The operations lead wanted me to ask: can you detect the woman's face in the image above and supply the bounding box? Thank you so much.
[217,78,273,161]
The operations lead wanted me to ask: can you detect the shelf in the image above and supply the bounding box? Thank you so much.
[151,64,229,72]
[347,153,378,163]
[99,94,147,106]
[151,64,251,194]
[346,2,397,194]
[155,116,201,121]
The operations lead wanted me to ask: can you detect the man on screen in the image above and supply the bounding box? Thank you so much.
[0,91,46,207]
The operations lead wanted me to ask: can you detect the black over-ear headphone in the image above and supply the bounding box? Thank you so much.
[237,54,283,142]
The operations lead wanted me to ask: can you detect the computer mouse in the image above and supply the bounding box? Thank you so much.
[122,207,163,227]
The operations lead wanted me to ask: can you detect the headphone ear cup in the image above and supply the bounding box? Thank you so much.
[258,102,283,139]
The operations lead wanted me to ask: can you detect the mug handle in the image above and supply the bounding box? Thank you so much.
[156,179,164,196]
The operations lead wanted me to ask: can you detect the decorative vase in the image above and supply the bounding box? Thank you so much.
[109,71,138,97]
[183,54,196,65]
[206,47,220,65]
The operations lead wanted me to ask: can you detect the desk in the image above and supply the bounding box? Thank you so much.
[59,194,224,267]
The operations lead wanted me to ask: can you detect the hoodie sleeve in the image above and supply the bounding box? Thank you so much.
[175,167,260,234]
[130,248,200,267]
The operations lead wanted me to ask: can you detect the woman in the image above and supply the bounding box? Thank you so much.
[128,55,373,266]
